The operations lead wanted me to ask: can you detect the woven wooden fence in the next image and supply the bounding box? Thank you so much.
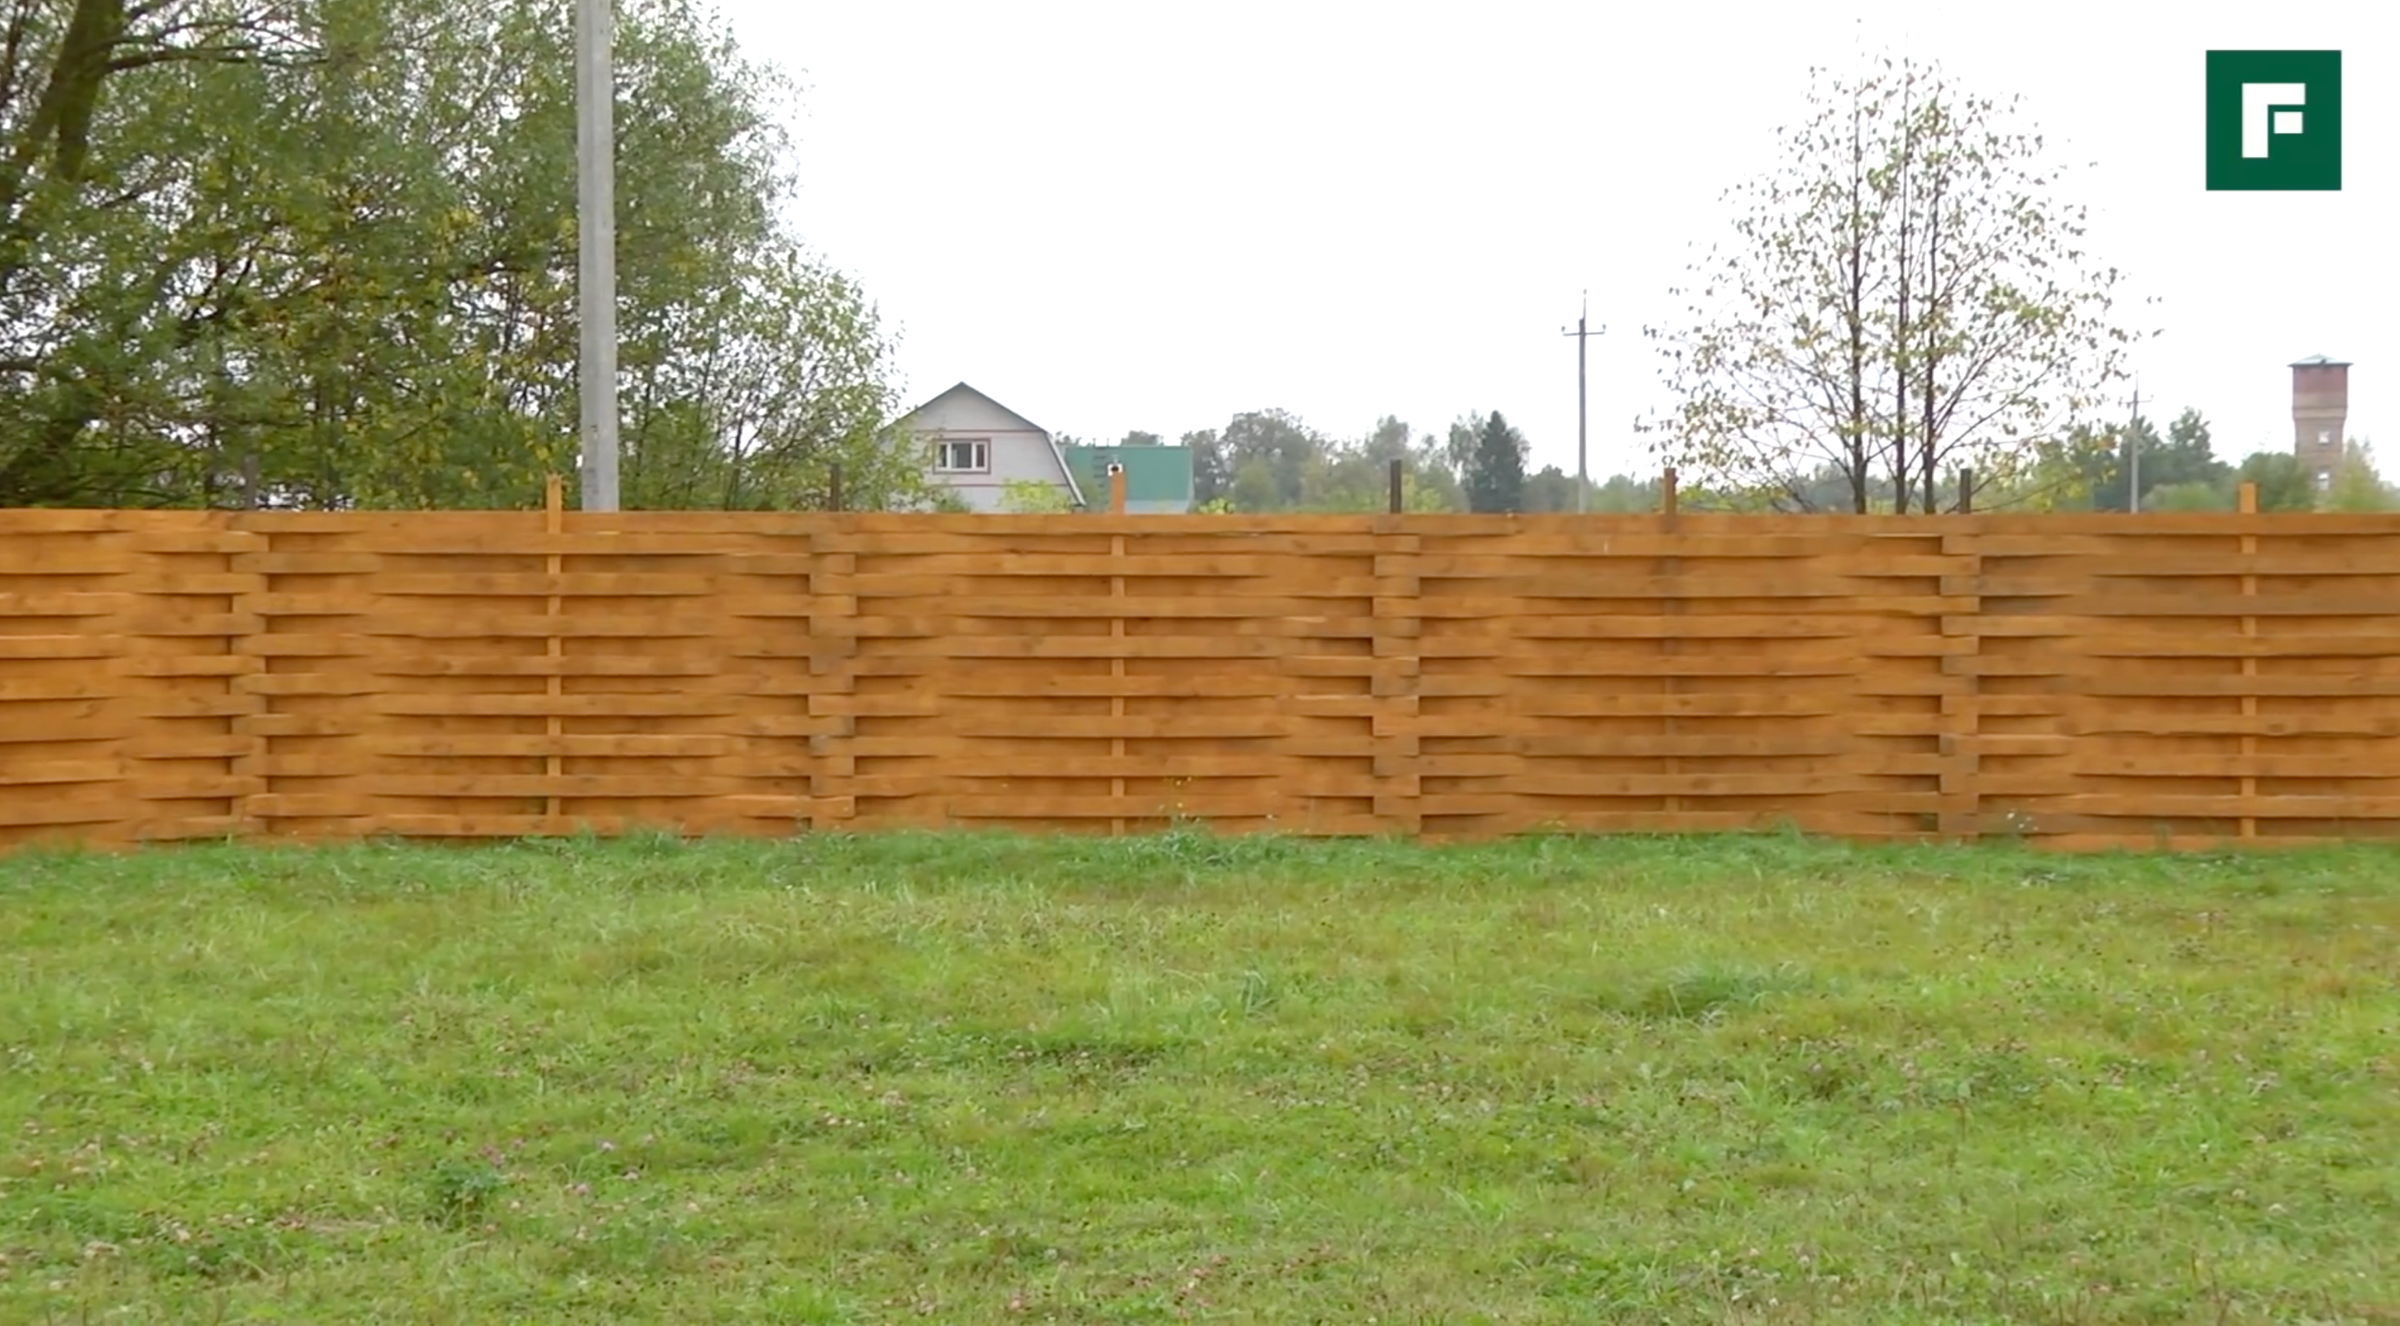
[7,495,2400,853]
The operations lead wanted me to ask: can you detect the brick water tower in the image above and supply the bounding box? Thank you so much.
[2292,354,2350,491]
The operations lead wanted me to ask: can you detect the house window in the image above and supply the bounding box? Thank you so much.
[2317,470,2333,492]
[2320,430,2335,447]
[934,438,990,473]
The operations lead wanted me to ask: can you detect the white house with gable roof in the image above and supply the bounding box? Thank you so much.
[895,382,1085,512]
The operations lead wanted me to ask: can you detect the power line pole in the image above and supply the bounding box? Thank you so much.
[2128,376,2145,512]
[576,0,620,512]
[1561,293,1605,513]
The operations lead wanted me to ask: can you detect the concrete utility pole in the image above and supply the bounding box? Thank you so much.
[576,0,620,512]
[2126,376,2144,514]
[1561,293,1605,513]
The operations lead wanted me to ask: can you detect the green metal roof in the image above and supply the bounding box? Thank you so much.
[1061,444,1194,509]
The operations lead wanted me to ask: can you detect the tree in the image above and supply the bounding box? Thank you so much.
[0,0,921,511]
[630,248,922,511]
[1,0,320,505]
[1217,409,1320,510]
[1170,409,1483,513]
[1449,411,1527,513]
[1521,466,1581,513]
[997,478,1073,513]
[1978,424,2116,512]
[1180,412,1321,511]
[2083,416,2154,512]
[2075,408,2227,512]
[2143,480,2231,512]
[1180,409,1466,512]
[1591,472,1666,513]
[1229,456,1279,512]
[1183,428,1230,505]
[1516,464,1677,514]
[1641,55,2150,512]
[1300,415,1464,513]
[1120,430,1162,447]
[2232,452,2316,513]
[2326,440,2393,513]
[2152,408,2229,508]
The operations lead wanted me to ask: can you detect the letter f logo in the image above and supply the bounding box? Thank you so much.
[2241,82,2308,157]
[2208,51,2340,191]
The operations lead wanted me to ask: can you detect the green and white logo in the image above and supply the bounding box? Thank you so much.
[2206,50,2341,191]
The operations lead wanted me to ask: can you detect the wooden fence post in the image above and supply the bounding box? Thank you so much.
[1372,511,1422,836]
[2238,480,2259,840]
[1659,466,1683,824]
[1108,507,1128,834]
[544,474,566,826]
[826,463,844,512]
[228,502,271,841]
[1958,468,1975,514]
[806,516,859,833]
[1388,458,1405,513]
[1937,510,1985,842]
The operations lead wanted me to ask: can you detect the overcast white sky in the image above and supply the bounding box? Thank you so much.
[718,1,2391,481]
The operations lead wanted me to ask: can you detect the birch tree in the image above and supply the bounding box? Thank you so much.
[1641,56,2152,512]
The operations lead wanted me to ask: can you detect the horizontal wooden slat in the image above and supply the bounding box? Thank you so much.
[0,759,127,786]
[2074,754,2400,779]
[0,635,123,659]
[1419,594,1976,616]
[372,694,740,717]
[361,615,789,639]
[118,656,256,679]
[0,592,133,617]
[0,798,141,828]
[367,775,746,799]
[2066,633,2400,657]
[838,734,1386,760]
[358,812,844,837]
[372,734,736,758]
[0,678,115,701]
[1420,792,1949,814]
[920,675,1297,698]
[2066,676,2400,697]
[374,573,733,597]
[848,572,1384,597]
[371,654,722,678]
[2057,794,2400,819]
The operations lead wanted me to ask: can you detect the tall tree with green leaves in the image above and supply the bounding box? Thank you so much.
[1216,409,1320,510]
[0,0,321,505]
[1641,54,2151,512]
[2083,407,2226,512]
[1172,409,1481,512]
[1447,411,1527,513]
[0,0,920,511]
[2234,452,2317,513]
[1181,428,1229,505]
[1300,415,1463,512]
[2326,440,2393,512]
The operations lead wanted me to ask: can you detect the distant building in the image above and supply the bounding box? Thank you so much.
[895,382,1084,513]
[2292,354,2350,493]
[1060,443,1195,513]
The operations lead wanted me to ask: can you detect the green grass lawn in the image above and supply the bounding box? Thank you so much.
[2,830,2396,1324]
